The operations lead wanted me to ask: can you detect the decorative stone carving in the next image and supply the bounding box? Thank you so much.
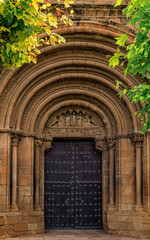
[106,137,116,149]
[131,133,144,147]
[45,108,103,138]
[35,139,43,149]
[94,138,107,151]
[95,142,103,151]
[11,135,20,146]
[45,143,52,152]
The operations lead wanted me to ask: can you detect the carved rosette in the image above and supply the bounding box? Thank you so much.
[131,133,144,148]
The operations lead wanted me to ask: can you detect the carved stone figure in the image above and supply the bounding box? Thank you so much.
[84,117,92,127]
[77,112,82,126]
[46,108,102,138]
[71,111,77,126]
[65,115,71,127]
[50,118,62,127]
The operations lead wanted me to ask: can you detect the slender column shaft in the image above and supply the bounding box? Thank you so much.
[136,146,142,206]
[11,136,19,210]
[109,148,115,208]
[131,133,143,209]
[35,140,42,210]
[35,147,40,206]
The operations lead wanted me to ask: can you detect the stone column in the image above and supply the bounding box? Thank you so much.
[11,135,19,211]
[40,138,53,211]
[94,138,108,213]
[35,139,42,210]
[107,138,116,209]
[132,133,144,209]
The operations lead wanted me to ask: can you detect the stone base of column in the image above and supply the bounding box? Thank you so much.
[35,204,41,211]
[134,204,143,211]
[11,204,18,211]
[108,205,115,210]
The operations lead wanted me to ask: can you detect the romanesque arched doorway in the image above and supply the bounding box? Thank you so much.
[0,18,149,238]
[44,139,102,229]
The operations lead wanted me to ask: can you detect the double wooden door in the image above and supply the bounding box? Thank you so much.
[44,140,102,229]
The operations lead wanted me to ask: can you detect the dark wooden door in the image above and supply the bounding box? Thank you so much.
[44,140,102,229]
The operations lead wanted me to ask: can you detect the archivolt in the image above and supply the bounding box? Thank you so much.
[0,21,143,136]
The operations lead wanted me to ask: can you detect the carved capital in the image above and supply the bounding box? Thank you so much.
[41,138,53,152]
[11,135,20,146]
[106,137,116,149]
[45,142,52,152]
[131,133,144,147]
[94,138,106,151]
[35,139,43,149]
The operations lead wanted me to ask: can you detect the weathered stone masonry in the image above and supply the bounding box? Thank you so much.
[0,0,150,238]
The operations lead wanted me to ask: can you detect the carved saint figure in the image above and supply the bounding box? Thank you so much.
[77,112,83,126]
[71,111,77,126]
[65,115,71,127]
[85,118,91,127]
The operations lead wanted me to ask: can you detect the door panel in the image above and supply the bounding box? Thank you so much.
[44,140,102,229]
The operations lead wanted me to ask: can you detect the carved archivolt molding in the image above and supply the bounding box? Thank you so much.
[45,107,104,138]
[0,38,138,134]
[0,27,142,136]
[21,78,133,134]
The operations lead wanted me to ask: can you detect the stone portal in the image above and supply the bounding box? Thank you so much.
[0,0,150,238]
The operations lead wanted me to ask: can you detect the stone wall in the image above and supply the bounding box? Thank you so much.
[0,211,44,238]
[0,0,150,238]
[106,210,150,238]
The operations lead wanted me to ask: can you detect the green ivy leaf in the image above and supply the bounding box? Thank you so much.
[115,0,123,7]
[115,34,128,47]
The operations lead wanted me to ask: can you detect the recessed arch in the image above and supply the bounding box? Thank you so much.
[24,89,127,134]
[0,23,142,132]
[35,100,113,136]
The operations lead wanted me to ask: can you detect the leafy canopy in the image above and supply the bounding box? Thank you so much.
[0,0,74,69]
[109,0,150,134]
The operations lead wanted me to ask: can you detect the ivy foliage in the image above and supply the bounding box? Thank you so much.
[0,0,74,69]
[109,0,150,134]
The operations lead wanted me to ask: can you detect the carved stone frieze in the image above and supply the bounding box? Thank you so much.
[45,107,103,138]
[70,5,125,21]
